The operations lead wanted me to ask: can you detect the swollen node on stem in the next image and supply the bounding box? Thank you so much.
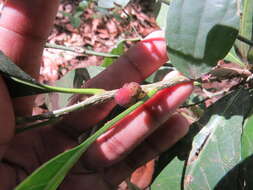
[114,82,145,107]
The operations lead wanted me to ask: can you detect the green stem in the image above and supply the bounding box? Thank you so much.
[17,89,158,133]
[41,84,105,95]
[16,90,116,125]
[17,75,189,129]
[12,77,105,95]
[237,35,253,46]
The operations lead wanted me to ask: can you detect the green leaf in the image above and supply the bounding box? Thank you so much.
[151,89,253,190]
[101,41,125,67]
[0,51,52,97]
[151,111,201,189]
[0,51,36,83]
[241,109,253,159]
[214,109,253,189]
[166,0,240,79]
[183,89,253,189]
[238,0,253,59]
[224,46,246,67]
[46,70,76,110]
[151,157,185,190]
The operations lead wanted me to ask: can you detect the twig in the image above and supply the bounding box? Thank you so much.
[16,75,190,125]
[237,35,253,46]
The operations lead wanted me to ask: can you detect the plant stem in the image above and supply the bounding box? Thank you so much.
[237,35,253,46]
[16,90,116,125]
[41,83,105,95]
[45,43,120,58]
[12,77,105,95]
[16,75,190,128]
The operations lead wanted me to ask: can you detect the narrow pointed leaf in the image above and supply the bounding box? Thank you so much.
[166,0,240,79]
[242,109,253,159]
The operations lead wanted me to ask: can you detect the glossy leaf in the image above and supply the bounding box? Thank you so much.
[0,51,52,97]
[214,109,253,190]
[153,89,253,189]
[241,109,253,159]
[166,0,240,79]
[151,157,185,190]
[238,0,253,59]
[184,89,253,189]
[0,51,36,83]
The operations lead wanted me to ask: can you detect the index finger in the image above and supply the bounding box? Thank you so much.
[85,31,168,90]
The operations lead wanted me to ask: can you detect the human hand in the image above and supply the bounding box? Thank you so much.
[0,1,193,190]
